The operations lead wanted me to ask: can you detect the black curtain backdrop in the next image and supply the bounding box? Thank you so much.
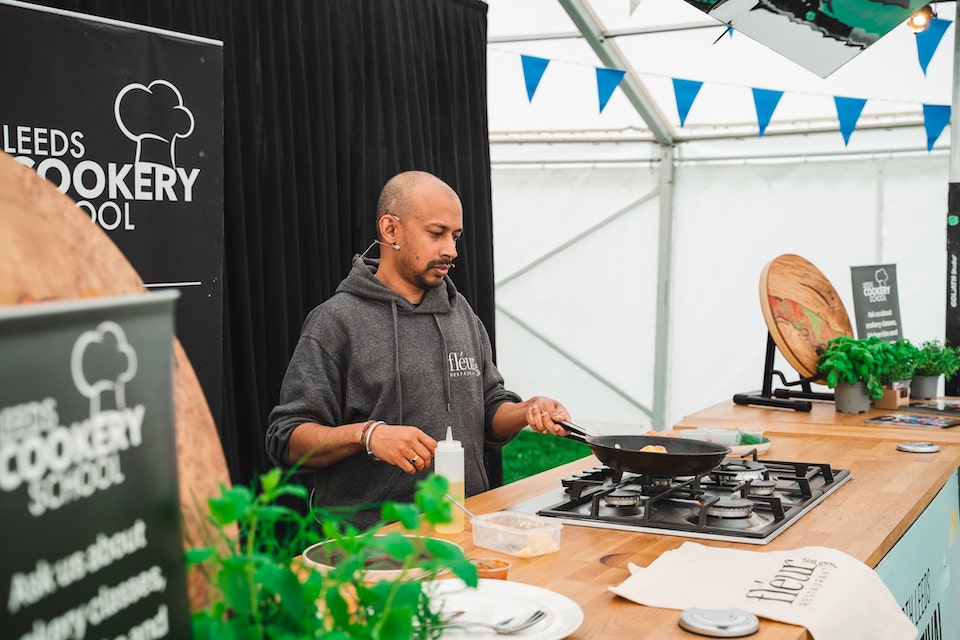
[25,0,500,490]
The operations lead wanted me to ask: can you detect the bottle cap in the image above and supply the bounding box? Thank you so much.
[437,426,461,450]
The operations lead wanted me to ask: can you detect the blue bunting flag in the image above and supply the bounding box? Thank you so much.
[834,96,867,146]
[752,88,783,137]
[922,104,951,151]
[672,78,703,127]
[520,55,551,102]
[596,67,626,113]
[916,18,951,75]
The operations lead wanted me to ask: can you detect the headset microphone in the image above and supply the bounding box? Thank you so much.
[374,240,400,250]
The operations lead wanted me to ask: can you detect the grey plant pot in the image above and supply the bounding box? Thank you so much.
[834,381,871,413]
[910,375,940,400]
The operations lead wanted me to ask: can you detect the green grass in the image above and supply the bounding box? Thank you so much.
[502,429,593,485]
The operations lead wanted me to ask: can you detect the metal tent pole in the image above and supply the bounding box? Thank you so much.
[558,0,679,429]
[951,1,960,177]
[652,146,675,428]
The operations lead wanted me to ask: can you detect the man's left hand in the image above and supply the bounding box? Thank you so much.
[525,397,570,436]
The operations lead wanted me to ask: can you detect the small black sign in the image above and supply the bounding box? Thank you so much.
[0,293,190,639]
[850,264,902,341]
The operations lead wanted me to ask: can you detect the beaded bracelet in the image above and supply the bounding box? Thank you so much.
[364,421,385,460]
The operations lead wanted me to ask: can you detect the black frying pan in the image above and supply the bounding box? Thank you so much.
[560,420,730,477]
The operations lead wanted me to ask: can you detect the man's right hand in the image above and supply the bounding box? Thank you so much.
[367,424,438,474]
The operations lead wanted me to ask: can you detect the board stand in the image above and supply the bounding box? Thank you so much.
[732,333,834,412]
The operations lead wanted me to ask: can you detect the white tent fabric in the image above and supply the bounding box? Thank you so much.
[485,0,954,433]
[487,0,955,140]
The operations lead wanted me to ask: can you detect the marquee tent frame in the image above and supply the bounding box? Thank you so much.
[485,0,958,431]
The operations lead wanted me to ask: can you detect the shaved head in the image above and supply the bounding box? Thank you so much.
[376,171,457,228]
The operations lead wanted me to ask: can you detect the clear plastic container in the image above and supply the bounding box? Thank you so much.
[708,428,740,446]
[738,428,765,445]
[677,427,739,445]
[470,557,511,579]
[471,511,562,557]
[676,428,713,441]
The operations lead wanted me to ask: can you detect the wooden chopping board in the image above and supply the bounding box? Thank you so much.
[759,254,854,379]
[0,150,230,610]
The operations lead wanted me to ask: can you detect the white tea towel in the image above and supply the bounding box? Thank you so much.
[610,542,915,640]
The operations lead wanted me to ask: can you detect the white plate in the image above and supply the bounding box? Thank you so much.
[728,437,772,456]
[430,578,584,639]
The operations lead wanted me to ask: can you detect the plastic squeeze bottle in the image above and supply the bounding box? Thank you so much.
[434,426,465,534]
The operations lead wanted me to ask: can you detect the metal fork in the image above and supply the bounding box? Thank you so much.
[439,609,547,635]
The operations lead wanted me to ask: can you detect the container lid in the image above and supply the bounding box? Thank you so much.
[896,441,940,453]
[678,608,759,637]
[437,426,462,451]
[471,510,562,532]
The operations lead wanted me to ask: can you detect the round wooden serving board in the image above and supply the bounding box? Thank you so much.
[759,254,854,379]
[0,151,230,610]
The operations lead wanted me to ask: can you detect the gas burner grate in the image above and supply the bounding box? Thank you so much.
[540,458,851,543]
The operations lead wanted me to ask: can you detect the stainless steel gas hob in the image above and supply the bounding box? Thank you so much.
[509,455,852,544]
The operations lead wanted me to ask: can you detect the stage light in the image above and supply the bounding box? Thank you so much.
[908,4,937,33]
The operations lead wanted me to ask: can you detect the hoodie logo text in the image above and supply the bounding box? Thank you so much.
[447,351,481,378]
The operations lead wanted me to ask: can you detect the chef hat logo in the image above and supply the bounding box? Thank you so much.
[114,79,195,169]
[874,268,889,286]
[70,321,138,415]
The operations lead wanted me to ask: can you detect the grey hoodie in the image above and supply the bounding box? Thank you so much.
[266,255,521,529]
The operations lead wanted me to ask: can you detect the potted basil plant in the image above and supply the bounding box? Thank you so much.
[818,335,889,413]
[874,338,917,410]
[185,468,477,640]
[910,339,960,400]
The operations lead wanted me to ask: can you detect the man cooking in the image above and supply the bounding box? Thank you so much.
[265,170,570,529]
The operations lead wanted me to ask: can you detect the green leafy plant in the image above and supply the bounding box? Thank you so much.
[818,335,891,400]
[879,338,918,385]
[913,339,960,379]
[186,468,477,640]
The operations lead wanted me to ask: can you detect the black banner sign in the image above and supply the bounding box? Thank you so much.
[0,2,224,427]
[946,182,960,395]
[0,292,190,640]
[850,264,902,341]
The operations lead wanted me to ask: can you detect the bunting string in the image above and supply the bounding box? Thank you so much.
[496,19,954,149]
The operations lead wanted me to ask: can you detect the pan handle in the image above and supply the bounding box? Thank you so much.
[558,420,594,439]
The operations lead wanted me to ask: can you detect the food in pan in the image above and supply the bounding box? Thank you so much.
[639,444,668,453]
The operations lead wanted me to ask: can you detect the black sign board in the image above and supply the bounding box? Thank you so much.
[850,264,902,341]
[946,182,960,395]
[0,1,224,428]
[0,292,190,639]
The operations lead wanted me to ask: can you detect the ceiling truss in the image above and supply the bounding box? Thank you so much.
[558,0,676,146]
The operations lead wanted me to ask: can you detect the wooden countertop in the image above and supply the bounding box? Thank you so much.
[675,397,960,445]
[416,433,960,639]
